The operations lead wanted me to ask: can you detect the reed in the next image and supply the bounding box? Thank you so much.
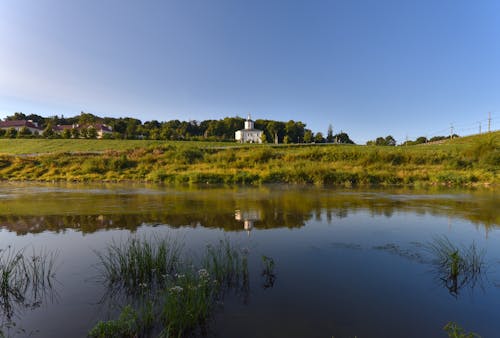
[95,235,182,294]
[427,237,486,296]
[92,237,251,337]
[444,321,481,338]
[0,245,58,335]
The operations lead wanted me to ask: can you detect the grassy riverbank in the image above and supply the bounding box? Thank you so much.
[0,132,498,186]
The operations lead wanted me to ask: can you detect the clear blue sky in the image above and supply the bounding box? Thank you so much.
[1,0,499,144]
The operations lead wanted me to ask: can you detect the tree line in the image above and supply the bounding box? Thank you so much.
[1,112,355,144]
[366,134,459,146]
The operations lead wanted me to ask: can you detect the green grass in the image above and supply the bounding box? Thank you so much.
[427,237,486,296]
[95,235,182,294]
[0,139,238,155]
[91,237,250,337]
[444,322,481,338]
[0,131,498,186]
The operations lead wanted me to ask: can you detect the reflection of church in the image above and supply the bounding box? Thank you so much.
[235,209,261,234]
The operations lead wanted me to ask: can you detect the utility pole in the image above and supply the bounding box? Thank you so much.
[479,121,482,134]
[450,124,454,139]
[488,112,491,133]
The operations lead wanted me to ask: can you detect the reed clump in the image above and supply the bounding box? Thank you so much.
[444,321,481,338]
[95,236,182,294]
[91,237,250,337]
[0,245,58,335]
[427,236,486,296]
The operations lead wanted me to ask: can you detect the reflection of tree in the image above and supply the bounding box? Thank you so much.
[0,187,498,235]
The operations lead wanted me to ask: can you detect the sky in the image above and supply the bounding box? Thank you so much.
[1,0,499,144]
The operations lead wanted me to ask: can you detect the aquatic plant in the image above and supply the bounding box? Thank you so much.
[95,235,182,294]
[444,321,481,338]
[427,237,486,296]
[0,245,58,335]
[203,239,247,289]
[160,240,249,336]
[88,304,156,338]
[92,237,254,337]
[261,255,276,289]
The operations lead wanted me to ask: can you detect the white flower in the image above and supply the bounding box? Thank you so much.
[169,285,183,293]
[198,269,209,279]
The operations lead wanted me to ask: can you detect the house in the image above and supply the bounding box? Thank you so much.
[235,115,263,143]
[0,120,43,134]
[93,124,113,138]
[53,123,113,139]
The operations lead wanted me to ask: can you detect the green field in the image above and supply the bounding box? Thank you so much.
[0,132,498,186]
[0,139,239,155]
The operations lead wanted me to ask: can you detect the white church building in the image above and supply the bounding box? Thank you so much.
[235,115,263,143]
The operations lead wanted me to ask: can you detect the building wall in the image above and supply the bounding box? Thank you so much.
[235,130,262,143]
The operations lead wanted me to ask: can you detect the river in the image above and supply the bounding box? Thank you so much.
[0,183,498,337]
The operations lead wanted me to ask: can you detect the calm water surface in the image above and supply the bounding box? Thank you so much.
[0,183,499,337]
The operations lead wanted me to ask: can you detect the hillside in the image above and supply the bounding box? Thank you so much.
[0,131,498,186]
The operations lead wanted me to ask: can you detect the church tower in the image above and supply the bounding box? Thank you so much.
[244,114,254,130]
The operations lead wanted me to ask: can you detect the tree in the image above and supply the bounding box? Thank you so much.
[285,120,305,143]
[326,124,334,143]
[370,135,396,146]
[7,128,17,138]
[6,112,26,121]
[314,132,325,143]
[42,126,54,138]
[17,126,32,138]
[375,137,386,146]
[78,112,99,125]
[87,127,97,139]
[79,127,88,139]
[333,132,355,144]
[415,136,427,144]
[71,128,80,139]
[303,129,313,143]
[385,135,396,146]
[62,129,72,139]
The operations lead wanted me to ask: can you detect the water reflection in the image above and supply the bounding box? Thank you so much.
[235,209,261,234]
[0,246,58,336]
[0,184,498,235]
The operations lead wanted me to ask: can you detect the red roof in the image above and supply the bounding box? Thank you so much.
[0,120,41,130]
[94,123,112,132]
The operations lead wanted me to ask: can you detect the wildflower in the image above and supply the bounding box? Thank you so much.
[198,269,209,279]
[175,273,185,279]
[169,285,183,293]
[139,282,148,288]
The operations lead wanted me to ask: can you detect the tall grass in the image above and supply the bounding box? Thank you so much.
[0,131,498,185]
[444,322,481,338]
[427,237,486,296]
[91,237,251,338]
[0,246,58,335]
[95,235,182,294]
